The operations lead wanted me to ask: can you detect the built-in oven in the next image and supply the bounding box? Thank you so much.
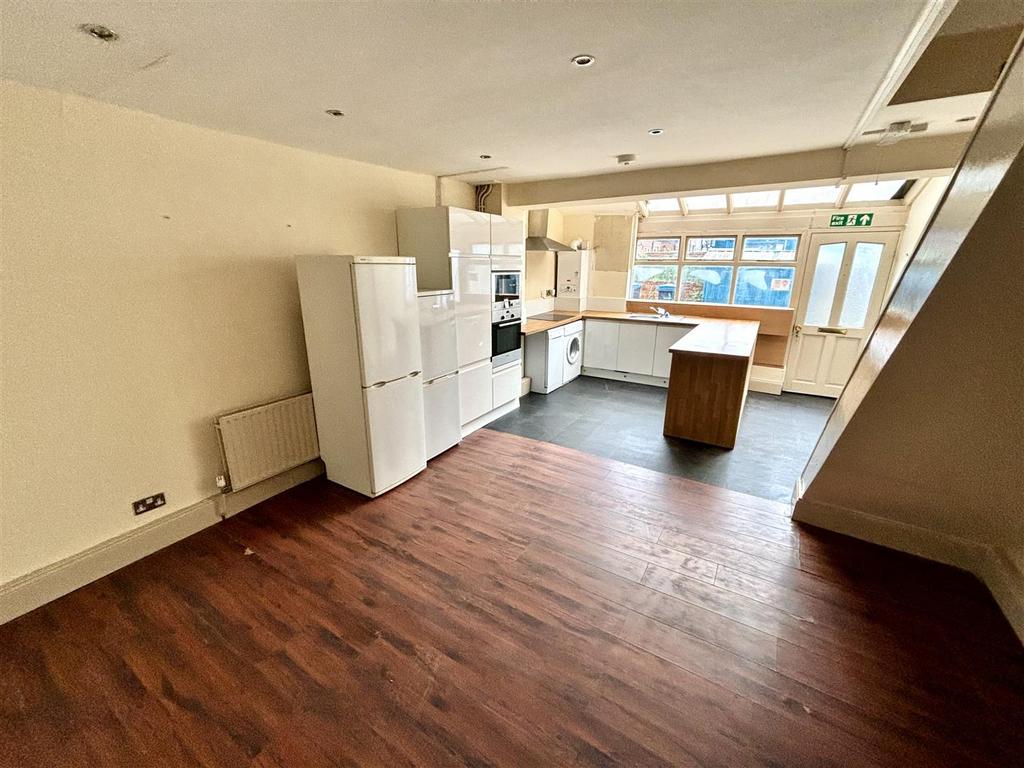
[491,305,522,368]
[491,267,522,368]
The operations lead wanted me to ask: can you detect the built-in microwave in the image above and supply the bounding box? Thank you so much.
[492,270,521,311]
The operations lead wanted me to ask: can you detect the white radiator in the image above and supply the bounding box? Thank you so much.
[214,393,320,492]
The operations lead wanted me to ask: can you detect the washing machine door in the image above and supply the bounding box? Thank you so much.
[565,334,581,365]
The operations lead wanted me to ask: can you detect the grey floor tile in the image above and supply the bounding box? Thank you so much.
[487,376,833,503]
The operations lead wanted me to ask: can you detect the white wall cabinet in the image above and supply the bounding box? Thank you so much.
[652,325,694,378]
[583,320,620,369]
[615,323,657,375]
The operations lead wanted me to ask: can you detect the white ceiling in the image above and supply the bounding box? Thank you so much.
[2,0,940,182]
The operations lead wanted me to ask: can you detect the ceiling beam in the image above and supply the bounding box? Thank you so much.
[504,133,967,208]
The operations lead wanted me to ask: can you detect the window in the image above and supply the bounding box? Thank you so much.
[731,190,780,208]
[783,185,840,206]
[734,266,796,307]
[686,236,737,260]
[741,236,799,261]
[683,193,727,211]
[646,198,680,213]
[630,264,679,301]
[680,266,732,303]
[845,179,908,202]
[635,237,680,260]
[630,231,800,307]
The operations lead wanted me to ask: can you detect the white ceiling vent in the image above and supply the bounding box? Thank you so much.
[862,120,929,145]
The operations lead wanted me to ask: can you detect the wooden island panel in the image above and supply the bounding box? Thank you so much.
[663,320,758,449]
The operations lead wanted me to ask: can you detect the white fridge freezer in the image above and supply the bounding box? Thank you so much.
[296,255,427,497]
[418,292,460,459]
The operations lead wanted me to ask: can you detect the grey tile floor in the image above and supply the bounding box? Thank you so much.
[487,376,834,503]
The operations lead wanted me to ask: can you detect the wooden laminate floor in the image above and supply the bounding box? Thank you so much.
[2,430,1022,767]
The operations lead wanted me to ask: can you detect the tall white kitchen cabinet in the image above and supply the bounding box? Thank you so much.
[296,255,427,498]
[490,216,525,256]
[397,207,491,292]
[398,206,525,431]
[418,292,461,460]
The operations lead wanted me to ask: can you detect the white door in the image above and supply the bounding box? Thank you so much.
[418,293,458,382]
[785,232,898,397]
[451,256,492,367]
[363,374,427,495]
[352,263,422,387]
[422,373,460,459]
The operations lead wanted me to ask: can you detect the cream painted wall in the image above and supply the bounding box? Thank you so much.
[0,80,474,584]
[888,176,952,299]
[523,209,563,302]
[799,156,1023,553]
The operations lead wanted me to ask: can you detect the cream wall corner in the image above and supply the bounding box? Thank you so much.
[0,79,472,587]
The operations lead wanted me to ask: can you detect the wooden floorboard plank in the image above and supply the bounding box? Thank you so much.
[2,429,1021,768]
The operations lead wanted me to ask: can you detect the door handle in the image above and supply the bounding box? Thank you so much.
[818,326,848,335]
[793,324,801,337]
[497,321,521,328]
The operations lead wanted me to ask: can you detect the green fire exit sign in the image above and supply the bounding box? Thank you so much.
[830,212,873,227]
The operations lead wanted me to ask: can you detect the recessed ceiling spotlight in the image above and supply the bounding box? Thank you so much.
[648,128,664,136]
[955,115,976,122]
[479,154,492,160]
[324,109,345,117]
[570,54,596,68]
[79,23,119,42]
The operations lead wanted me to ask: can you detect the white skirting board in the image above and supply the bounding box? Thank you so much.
[0,459,324,626]
[749,365,785,395]
[582,367,669,388]
[793,495,1024,644]
[461,398,519,438]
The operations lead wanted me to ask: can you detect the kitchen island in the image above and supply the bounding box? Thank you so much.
[663,318,759,449]
[522,309,760,448]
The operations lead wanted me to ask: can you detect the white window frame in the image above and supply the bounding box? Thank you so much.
[630,233,801,307]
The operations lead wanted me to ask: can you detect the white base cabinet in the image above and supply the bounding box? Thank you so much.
[582,320,620,369]
[458,360,492,425]
[615,323,657,375]
[422,373,461,460]
[652,325,695,378]
[583,319,698,384]
[492,363,521,408]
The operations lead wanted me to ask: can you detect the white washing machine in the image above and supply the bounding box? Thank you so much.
[524,320,584,394]
[562,321,584,383]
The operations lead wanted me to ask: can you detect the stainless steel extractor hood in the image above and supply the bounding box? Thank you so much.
[525,210,574,252]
